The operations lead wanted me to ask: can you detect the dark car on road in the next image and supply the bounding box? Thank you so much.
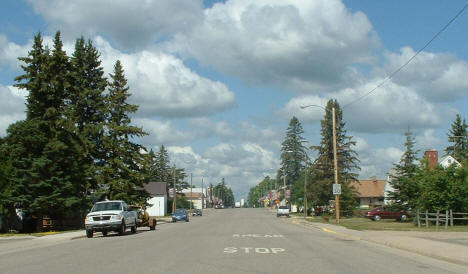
[365,206,409,222]
[172,209,189,222]
[192,209,202,216]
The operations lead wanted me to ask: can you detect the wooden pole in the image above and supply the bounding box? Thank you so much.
[425,210,428,228]
[436,210,440,228]
[445,210,448,229]
[332,107,340,224]
[417,209,420,227]
[450,209,453,227]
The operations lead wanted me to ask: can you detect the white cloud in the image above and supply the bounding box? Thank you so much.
[189,118,235,139]
[134,118,194,146]
[281,79,446,134]
[0,85,27,135]
[374,47,468,102]
[414,129,442,151]
[172,0,379,92]
[95,37,236,118]
[0,35,29,69]
[167,143,280,199]
[28,0,203,50]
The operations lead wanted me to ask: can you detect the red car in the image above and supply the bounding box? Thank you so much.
[365,207,409,222]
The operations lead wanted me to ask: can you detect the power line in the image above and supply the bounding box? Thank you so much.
[344,3,468,109]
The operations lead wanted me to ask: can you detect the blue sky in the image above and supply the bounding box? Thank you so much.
[1,0,468,200]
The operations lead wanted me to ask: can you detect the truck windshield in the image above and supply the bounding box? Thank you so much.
[91,202,122,212]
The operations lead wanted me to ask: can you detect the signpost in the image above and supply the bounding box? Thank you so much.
[332,184,341,195]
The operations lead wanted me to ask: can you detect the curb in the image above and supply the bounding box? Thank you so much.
[296,219,468,268]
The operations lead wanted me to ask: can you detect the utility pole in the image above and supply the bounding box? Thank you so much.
[201,178,204,213]
[304,166,307,218]
[172,167,176,213]
[332,106,340,224]
[190,173,193,211]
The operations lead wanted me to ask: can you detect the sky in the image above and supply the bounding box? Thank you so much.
[1,0,468,201]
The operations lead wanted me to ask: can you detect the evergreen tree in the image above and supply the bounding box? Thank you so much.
[68,37,108,194]
[280,116,308,186]
[100,60,149,204]
[155,145,171,183]
[9,32,88,222]
[388,128,419,210]
[310,99,359,214]
[445,114,468,162]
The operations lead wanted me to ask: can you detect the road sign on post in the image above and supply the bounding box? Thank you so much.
[285,189,291,199]
[169,188,174,198]
[332,184,341,195]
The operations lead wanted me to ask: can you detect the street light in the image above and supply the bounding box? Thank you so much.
[300,104,341,224]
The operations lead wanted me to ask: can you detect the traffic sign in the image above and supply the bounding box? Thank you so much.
[332,184,341,195]
[285,189,291,199]
[169,188,174,198]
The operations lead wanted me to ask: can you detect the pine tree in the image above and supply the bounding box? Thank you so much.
[155,145,171,182]
[68,37,108,193]
[100,60,149,204]
[280,117,308,187]
[9,32,88,223]
[388,128,419,210]
[310,99,360,213]
[445,114,468,162]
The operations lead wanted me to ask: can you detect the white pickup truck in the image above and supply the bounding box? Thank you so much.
[277,206,290,217]
[85,200,138,238]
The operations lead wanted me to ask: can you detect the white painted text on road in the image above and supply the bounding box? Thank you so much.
[224,247,285,254]
[232,234,284,238]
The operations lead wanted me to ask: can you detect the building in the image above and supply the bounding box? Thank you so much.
[143,182,167,217]
[350,177,386,209]
[182,188,207,209]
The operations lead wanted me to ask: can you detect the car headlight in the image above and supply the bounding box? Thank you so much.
[111,215,122,220]
[85,216,92,222]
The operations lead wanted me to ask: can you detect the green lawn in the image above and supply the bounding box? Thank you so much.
[305,216,468,232]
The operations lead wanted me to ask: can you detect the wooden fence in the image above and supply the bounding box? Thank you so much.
[416,209,468,229]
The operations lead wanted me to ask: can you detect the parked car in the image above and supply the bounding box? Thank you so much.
[172,209,189,222]
[192,209,202,216]
[365,206,409,221]
[277,206,290,217]
[85,200,138,238]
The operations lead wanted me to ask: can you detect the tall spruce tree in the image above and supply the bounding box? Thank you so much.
[100,60,149,204]
[155,145,171,183]
[310,99,359,213]
[445,114,468,162]
[280,117,308,187]
[8,32,88,223]
[388,128,419,210]
[68,37,108,194]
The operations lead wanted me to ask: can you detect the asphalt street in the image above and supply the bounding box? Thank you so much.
[1,208,467,274]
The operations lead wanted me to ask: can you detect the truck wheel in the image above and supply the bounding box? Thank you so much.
[86,230,93,238]
[102,231,107,237]
[118,221,126,236]
[373,215,381,221]
[150,220,156,230]
[131,219,137,234]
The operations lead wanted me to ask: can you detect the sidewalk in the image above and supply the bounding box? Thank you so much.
[292,217,468,267]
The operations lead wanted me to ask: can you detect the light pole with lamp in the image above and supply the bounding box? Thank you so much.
[300,104,341,224]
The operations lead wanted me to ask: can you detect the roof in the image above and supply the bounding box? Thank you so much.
[350,179,386,198]
[143,182,167,196]
[184,192,203,199]
[439,155,462,168]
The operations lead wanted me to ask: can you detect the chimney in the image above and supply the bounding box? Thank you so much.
[424,149,438,170]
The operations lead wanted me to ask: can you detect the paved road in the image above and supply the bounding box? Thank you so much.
[1,208,467,274]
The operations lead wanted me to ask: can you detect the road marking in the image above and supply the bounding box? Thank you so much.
[224,247,286,254]
[322,228,360,240]
[232,234,284,238]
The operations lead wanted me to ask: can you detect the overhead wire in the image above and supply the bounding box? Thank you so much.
[343,3,468,109]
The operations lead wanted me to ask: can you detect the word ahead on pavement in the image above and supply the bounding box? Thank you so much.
[224,247,285,254]
[232,234,284,238]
